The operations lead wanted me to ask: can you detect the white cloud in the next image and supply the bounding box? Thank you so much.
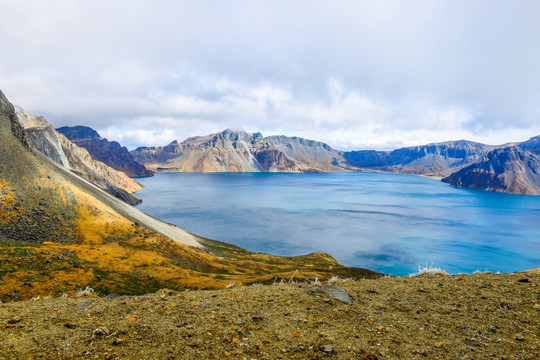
[1,0,540,150]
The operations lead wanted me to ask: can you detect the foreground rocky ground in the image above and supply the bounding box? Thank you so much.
[0,271,539,359]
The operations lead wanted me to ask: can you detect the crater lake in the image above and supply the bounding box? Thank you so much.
[134,172,540,275]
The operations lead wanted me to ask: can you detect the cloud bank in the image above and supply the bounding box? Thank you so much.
[1,0,539,149]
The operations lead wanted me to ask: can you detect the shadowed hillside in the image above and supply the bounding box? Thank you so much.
[442,141,540,195]
[57,125,154,178]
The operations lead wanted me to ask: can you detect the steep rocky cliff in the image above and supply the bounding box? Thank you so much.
[57,133,143,204]
[16,110,143,205]
[131,129,351,173]
[57,126,153,177]
[132,130,502,176]
[442,142,540,195]
[15,106,71,168]
[0,90,199,246]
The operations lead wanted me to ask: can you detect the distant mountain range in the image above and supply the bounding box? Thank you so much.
[129,129,540,195]
[1,90,373,300]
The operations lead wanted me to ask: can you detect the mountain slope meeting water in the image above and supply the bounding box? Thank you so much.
[135,172,540,275]
[0,90,379,301]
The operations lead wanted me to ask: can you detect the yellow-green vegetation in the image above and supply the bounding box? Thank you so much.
[0,233,378,302]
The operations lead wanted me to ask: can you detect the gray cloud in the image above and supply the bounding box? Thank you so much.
[1,0,539,150]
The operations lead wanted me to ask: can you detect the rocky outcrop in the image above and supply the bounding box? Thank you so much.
[15,106,71,168]
[0,91,31,149]
[57,134,143,204]
[57,126,153,177]
[518,135,540,154]
[17,110,143,205]
[263,135,347,172]
[0,89,200,246]
[442,142,540,195]
[254,149,300,172]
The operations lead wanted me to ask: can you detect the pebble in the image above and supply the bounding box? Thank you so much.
[92,328,108,338]
[319,344,335,354]
[106,294,121,301]
[7,317,21,324]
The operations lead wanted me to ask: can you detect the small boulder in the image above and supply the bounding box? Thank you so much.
[306,285,352,305]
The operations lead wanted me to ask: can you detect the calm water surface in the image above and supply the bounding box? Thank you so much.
[135,172,540,275]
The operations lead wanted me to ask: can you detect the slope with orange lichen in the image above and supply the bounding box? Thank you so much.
[0,90,380,301]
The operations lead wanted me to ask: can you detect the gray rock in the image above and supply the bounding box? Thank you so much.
[306,285,352,305]
[319,344,335,354]
[76,300,95,315]
[106,293,121,301]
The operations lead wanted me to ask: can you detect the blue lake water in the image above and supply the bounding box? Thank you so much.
[134,172,540,276]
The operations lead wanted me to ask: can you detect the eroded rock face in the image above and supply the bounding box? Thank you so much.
[254,149,300,172]
[131,129,349,173]
[17,110,143,204]
[442,145,540,195]
[57,126,153,178]
[132,130,503,176]
[0,91,31,149]
[16,106,71,168]
[58,134,143,204]
[0,89,202,247]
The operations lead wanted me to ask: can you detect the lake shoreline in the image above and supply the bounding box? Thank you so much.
[135,172,540,276]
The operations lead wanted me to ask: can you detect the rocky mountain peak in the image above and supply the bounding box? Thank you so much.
[220,128,250,142]
[57,125,101,141]
[0,90,31,149]
[519,135,540,151]
[0,90,15,115]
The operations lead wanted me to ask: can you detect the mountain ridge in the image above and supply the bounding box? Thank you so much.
[442,137,540,195]
[57,126,154,178]
[130,129,540,195]
[16,109,144,204]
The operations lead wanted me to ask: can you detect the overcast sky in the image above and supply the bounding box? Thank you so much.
[1,0,540,150]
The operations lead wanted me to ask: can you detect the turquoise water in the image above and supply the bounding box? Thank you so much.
[134,172,540,275]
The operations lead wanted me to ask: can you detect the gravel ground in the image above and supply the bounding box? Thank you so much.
[0,272,538,359]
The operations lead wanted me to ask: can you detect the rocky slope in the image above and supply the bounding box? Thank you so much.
[57,125,153,177]
[0,272,538,359]
[16,108,143,205]
[0,90,201,247]
[132,130,500,176]
[442,138,540,195]
[131,129,352,173]
[0,90,377,299]
[345,140,498,176]
[15,106,71,168]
